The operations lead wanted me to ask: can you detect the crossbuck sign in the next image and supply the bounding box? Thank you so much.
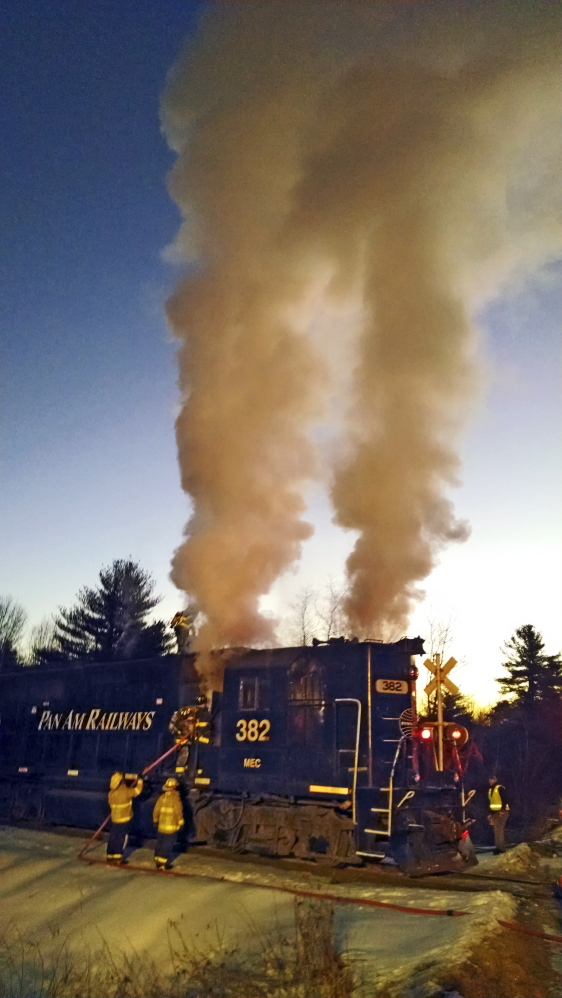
[424,654,459,770]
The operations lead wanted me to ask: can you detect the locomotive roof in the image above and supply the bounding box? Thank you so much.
[0,638,424,681]
[223,637,424,669]
[0,653,184,676]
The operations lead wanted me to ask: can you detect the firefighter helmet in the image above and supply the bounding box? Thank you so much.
[164,777,179,790]
[195,694,207,707]
[109,772,123,790]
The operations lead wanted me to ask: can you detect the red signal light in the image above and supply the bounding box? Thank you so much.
[420,728,432,740]
[461,829,469,840]
[445,722,469,747]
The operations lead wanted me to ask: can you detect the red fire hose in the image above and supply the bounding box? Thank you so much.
[75,853,562,940]
[77,739,186,859]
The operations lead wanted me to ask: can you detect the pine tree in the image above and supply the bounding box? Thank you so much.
[497,624,562,705]
[37,560,173,663]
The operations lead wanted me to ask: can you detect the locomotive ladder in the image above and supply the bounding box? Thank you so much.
[356,729,413,860]
[358,793,391,860]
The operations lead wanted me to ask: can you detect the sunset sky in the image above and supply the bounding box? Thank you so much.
[2,1,560,705]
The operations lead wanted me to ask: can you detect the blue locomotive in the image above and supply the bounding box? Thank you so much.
[0,638,475,875]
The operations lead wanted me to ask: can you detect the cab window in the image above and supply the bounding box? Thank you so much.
[288,657,327,745]
[238,676,268,710]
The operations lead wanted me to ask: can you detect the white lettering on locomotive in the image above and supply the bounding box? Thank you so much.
[38,710,51,730]
[61,711,74,730]
[85,709,101,730]
[36,708,156,732]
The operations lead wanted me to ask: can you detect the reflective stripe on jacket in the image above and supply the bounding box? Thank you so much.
[195,709,211,743]
[488,784,509,811]
[108,779,143,823]
[153,790,184,833]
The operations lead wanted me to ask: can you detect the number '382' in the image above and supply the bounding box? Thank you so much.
[236,718,271,742]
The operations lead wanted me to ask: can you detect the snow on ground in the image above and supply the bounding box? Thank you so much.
[468,831,562,881]
[1,826,516,996]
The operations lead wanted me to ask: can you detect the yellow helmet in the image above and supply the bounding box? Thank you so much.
[164,777,178,790]
[110,772,123,790]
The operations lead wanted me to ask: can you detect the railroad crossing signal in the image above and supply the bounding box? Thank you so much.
[424,656,459,698]
[423,654,459,771]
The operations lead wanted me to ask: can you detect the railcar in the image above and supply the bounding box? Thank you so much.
[0,638,476,875]
[0,654,198,830]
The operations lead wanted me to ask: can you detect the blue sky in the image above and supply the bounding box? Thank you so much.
[1,2,560,704]
[1,1,202,630]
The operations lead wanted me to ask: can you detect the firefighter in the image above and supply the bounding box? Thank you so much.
[194,694,211,744]
[487,775,509,853]
[169,705,196,777]
[153,776,184,870]
[171,610,195,654]
[169,696,211,780]
[107,771,143,864]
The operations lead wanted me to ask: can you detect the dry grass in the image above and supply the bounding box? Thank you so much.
[0,899,355,998]
[433,924,561,998]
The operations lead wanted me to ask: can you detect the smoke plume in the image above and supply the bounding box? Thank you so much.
[162,2,562,652]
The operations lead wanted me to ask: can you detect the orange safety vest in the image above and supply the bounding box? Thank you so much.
[153,790,184,834]
[108,780,143,823]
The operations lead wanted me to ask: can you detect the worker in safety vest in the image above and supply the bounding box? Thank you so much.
[107,772,143,864]
[152,776,184,870]
[487,775,509,853]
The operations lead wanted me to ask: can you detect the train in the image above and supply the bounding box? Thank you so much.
[0,637,477,875]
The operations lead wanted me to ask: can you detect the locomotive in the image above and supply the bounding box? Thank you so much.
[0,638,476,875]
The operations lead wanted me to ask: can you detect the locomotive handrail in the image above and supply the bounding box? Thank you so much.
[462,788,476,811]
[395,790,416,810]
[388,735,408,836]
[334,698,361,824]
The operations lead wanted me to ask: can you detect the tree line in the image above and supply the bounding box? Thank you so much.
[460,624,562,839]
[0,559,174,667]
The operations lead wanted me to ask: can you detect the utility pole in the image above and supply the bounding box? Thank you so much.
[424,654,459,771]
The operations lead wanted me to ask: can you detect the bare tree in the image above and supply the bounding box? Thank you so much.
[281,578,408,646]
[420,614,472,719]
[426,615,455,662]
[286,585,318,646]
[314,577,350,641]
[0,596,27,669]
[27,616,57,665]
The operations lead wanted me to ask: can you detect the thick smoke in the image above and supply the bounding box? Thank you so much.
[162,2,562,656]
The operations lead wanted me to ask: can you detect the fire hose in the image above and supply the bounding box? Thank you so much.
[77,738,187,859]
[75,851,562,940]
